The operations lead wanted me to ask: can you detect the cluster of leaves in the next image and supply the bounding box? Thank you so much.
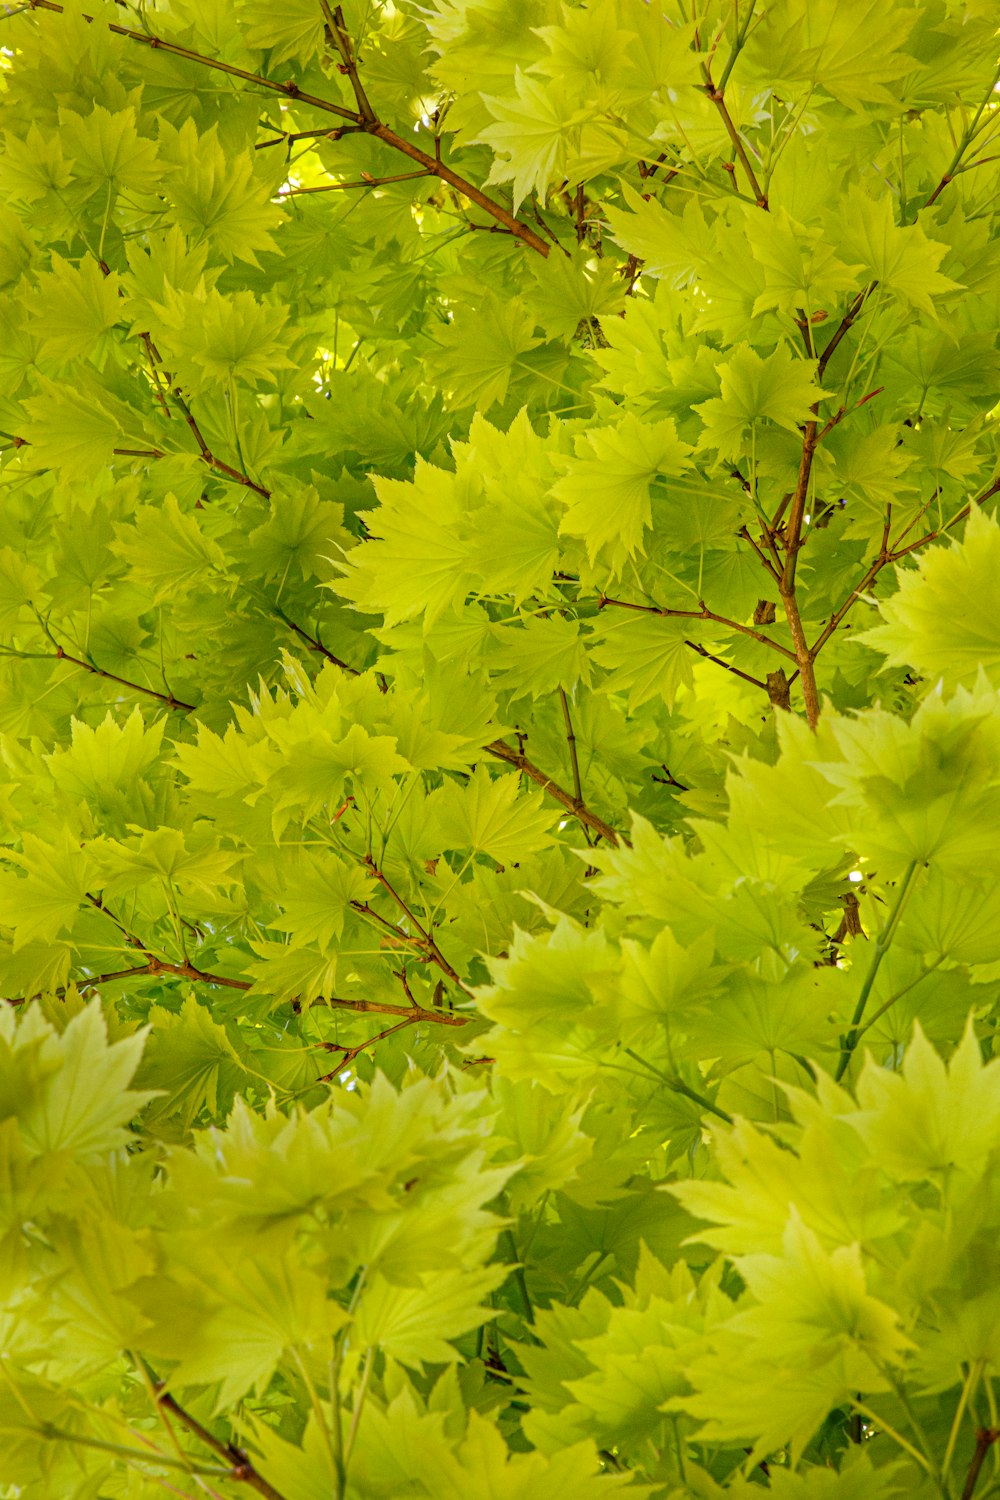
[0,0,998,1496]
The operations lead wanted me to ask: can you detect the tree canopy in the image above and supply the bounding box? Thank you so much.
[0,0,999,1495]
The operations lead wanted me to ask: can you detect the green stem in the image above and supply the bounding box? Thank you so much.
[292,1350,338,1489]
[848,1403,935,1478]
[503,1226,535,1325]
[716,0,759,94]
[39,1426,231,1474]
[344,1345,375,1470]
[623,1048,734,1123]
[921,62,1000,213]
[853,957,944,1043]
[945,1363,986,1487]
[835,861,919,1082]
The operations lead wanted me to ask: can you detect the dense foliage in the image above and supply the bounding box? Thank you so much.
[0,0,999,1495]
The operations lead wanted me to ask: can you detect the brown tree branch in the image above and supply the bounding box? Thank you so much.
[771,290,881,725]
[149,1380,291,1500]
[684,638,768,691]
[778,582,820,726]
[702,69,767,209]
[360,856,471,996]
[810,469,1000,659]
[809,548,892,660]
[324,1,376,124]
[317,1016,422,1076]
[310,993,468,1026]
[365,121,550,254]
[76,954,469,1025]
[485,738,623,847]
[26,0,358,118]
[890,471,1000,561]
[921,61,1000,213]
[47,642,196,714]
[273,610,362,675]
[23,0,550,258]
[598,595,798,661]
[166,385,271,499]
[737,523,782,581]
[960,1428,999,1500]
[93,253,270,499]
[817,285,878,379]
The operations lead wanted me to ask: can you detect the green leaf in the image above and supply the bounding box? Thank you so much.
[135,996,251,1128]
[152,281,295,394]
[479,71,586,210]
[590,612,695,710]
[112,493,227,602]
[432,764,557,864]
[159,119,284,267]
[696,343,831,459]
[555,414,692,565]
[862,508,1000,685]
[744,207,864,318]
[0,1003,154,1158]
[59,103,162,197]
[851,1020,1000,1190]
[27,253,122,365]
[353,1264,505,1365]
[0,830,94,950]
[19,374,142,480]
[429,293,542,411]
[271,849,375,948]
[237,0,326,64]
[840,189,962,314]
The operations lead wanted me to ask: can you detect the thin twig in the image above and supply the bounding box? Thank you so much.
[817,285,878,379]
[317,1017,419,1077]
[485,738,622,847]
[168,387,271,499]
[21,0,551,258]
[961,1430,999,1500]
[325,2,376,123]
[738,524,781,581]
[78,957,250,993]
[72,952,469,1025]
[48,642,196,714]
[890,472,1000,561]
[149,1379,291,1500]
[598,595,797,661]
[26,0,359,118]
[684,638,768,690]
[922,61,1000,212]
[835,861,919,1081]
[361,857,471,996]
[310,992,468,1026]
[273,608,361,675]
[279,168,433,195]
[256,125,365,150]
[702,68,767,208]
[558,686,591,846]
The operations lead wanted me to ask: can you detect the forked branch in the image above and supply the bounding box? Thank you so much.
[24,0,551,257]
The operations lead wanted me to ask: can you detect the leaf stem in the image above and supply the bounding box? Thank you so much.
[848,1402,935,1478]
[835,861,920,1081]
[623,1048,733,1123]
